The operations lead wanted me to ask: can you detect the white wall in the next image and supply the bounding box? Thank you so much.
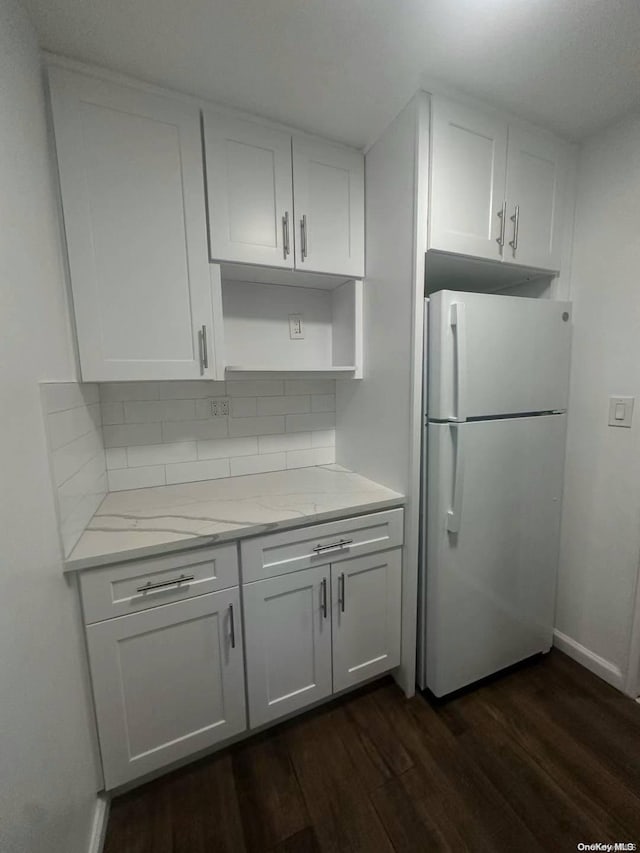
[555,113,640,691]
[0,2,101,851]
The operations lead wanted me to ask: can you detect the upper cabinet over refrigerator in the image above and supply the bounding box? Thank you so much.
[428,290,572,421]
[428,96,570,272]
[48,67,216,382]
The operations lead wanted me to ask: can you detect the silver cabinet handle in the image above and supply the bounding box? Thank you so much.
[282,211,290,259]
[496,201,507,250]
[136,573,194,594]
[312,538,353,554]
[300,214,307,260]
[198,325,208,374]
[229,604,236,649]
[509,205,520,255]
[321,577,328,618]
[339,572,345,613]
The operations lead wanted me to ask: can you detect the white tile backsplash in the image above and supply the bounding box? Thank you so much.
[98,380,336,491]
[40,382,106,556]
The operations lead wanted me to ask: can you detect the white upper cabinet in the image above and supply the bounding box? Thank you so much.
[428,95,570,272]
[203,114,295,268]
[48,67,216,382]
[429,98,508,262]
[204,114,365,279]
[292,137,365,278]
[504,126,567,270]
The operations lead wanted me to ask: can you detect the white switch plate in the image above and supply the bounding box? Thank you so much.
[608,396,634,428]
[289,314,305,340]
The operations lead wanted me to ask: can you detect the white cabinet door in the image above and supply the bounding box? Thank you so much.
[292,137,364,277]
[331,550,401,692]
[243,565,332,728]
[504,126,567,271]
[429,98,508,261]
[86,588,246,789]
[48,68,214,382]
[204,114,294,268]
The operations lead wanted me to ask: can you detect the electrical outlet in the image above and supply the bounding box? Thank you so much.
[210,398,230,417]
[289,313,305,340]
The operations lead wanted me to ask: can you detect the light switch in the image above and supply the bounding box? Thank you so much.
[608,396,634,428]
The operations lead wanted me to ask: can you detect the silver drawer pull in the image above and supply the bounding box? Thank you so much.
[312,538,354,554]
[229,604,236,648]
[136,573,194,594]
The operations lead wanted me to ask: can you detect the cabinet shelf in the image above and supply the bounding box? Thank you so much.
[210,265,363,379]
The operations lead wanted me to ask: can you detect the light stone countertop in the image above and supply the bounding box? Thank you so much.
[64,464,405,571]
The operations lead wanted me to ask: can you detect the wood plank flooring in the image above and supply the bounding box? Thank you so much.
[103,651,640,852]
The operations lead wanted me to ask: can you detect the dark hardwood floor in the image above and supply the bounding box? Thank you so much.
[103,651,640,852]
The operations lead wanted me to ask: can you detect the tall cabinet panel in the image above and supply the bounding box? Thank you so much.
[504,126,567,271]
[48,67,214,381]
[203,114,295,267]
[292,137,365,277]
[429,98,508,262]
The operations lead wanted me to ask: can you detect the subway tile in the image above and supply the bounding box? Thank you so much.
[165,458,230,485]
[286,447,335,469]
[285,412,336,433]
[42,382,99,413]
[312,429,336,447]
[127,441,197,468]
[100,382,161,402]
[57,453,107,521]
[311,394,335,413]
[162,418,228,443]
[284,379,335,396]
[105,447,127,470]
[60,488,104,557]
[158,380,226,399]
[52,430,103,488]
[227,380,284,398]
[48,402,101,450]
[108,465,166,492]
[123,399,196,423]
[197,437,257,460]
[228,415,285,437]
[103,423,162,448]
[257,395,310,416]
[100,402,124,425]
[258,432,312,454]
[229,453,286,477]
[230,397,257,418]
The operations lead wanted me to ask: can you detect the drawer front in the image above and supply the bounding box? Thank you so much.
[241,508,404,583]
[80,543,239,624]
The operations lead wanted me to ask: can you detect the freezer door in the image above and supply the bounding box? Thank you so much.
[426,415,566,697]
[428,289,571,421]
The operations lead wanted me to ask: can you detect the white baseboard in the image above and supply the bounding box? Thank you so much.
[88,794,110,853]
[553,629,624,691]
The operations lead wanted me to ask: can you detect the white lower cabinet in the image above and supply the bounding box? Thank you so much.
[86,587,246,789]
[243,564,333,728]
[331,549,402,692]
[242,543,403,728]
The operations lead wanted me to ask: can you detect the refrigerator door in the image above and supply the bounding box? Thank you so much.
[428,289,571,421]
[426,415,566,697]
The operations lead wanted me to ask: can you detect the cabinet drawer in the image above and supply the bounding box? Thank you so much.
[241,508,404,583]
[80,543,239,624]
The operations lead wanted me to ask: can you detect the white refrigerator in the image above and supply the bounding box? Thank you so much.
[417,289,572,696]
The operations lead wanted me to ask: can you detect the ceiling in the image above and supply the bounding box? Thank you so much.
[25,0,640,149]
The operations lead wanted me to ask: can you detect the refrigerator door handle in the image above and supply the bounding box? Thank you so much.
[447,423,464,533]
[450,302,468,422]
